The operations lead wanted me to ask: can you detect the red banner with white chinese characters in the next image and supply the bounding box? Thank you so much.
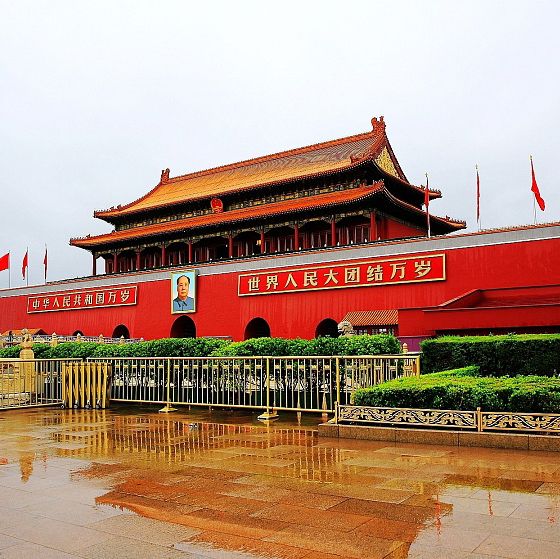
[238,254,445,296]
[27,285,138,313]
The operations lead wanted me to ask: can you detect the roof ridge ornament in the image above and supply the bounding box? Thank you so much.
[160,168,170,184]
[349,117,386,164]
[371,116,385,132]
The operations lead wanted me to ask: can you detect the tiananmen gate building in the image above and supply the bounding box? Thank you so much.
[1,117,559,348]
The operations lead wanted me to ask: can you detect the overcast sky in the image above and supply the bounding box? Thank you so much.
[1,0,558,287]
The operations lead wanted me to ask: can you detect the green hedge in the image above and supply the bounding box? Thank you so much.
[353,367,560,413]
[0,345,24,358]
[0,338,229,359]
[0,334,400,359]
[421,334,560,377]
[209,335,401,357]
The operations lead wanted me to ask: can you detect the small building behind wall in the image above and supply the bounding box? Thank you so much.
[340,310,399,336]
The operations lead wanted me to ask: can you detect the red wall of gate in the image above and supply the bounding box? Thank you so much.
[0,236,558,340]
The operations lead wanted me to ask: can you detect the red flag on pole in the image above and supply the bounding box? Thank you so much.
[530,156,545,211]
[44,246,48,283]
[22,249,28,280]
[424,173,431,238]
[0,253,9,272]
[476,165,480,224]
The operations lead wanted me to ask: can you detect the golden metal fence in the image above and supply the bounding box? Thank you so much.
[87,354,421,415]
[336,404,560,434]
[0,358,80,409]
[61,362,112,409]
[0,354,420,414]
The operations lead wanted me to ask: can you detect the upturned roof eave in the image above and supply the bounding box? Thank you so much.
[71,182,464,251]
[381,188,466,231]
[72,183,386,250]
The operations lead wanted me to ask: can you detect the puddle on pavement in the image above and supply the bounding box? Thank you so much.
[1,406,560,558]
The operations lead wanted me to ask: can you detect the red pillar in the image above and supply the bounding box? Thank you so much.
[260,231,265,254]
[113,253,118,273]
[228,235,233,258]
[136,251,141,270]
[92,253,97,276]
[294,224,299,250]
[188,242,193,263]
[331,220,337,246]
[370,211,377,241]
[161,245,166,267]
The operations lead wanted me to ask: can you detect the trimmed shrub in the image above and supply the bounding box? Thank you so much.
[353,368,560,413]
[1,334,400,359]
[42,342,104,360]
[299,336,341,356]
[421,334,560,377]
[337,335,401,356]
[142,338,229,357]
[0,345,24,358]
[210,337,308,357]
[0,338,230,360]
[430,365,482,378]
[210,335,400,357]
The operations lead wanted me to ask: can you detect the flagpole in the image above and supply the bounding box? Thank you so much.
[8,252,10,289]
[425,172,431,238]
[476,164,481,232]
[533,198,537,225]
[530,155,537,225]
[26,246,29,287]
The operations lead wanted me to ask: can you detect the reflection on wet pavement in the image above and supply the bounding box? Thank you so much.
[0,407,559,558]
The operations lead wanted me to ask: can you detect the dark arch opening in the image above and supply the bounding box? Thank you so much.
[244,317,271,340]
[72,330,84,336]
[315,318,339,338]
[170,315,196,338]
[112,324,130,339]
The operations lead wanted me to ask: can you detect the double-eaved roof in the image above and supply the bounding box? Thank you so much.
[71,117,464,250]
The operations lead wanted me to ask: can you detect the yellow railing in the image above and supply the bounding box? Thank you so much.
[336,404,560,434]
[61,362,112,409]
[1,353,421,415]
[86,354,420,415]
[0,358,80,409]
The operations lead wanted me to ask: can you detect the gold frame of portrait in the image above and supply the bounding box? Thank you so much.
[170,269,197,314]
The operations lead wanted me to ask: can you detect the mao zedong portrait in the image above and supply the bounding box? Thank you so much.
[172,273,195,312]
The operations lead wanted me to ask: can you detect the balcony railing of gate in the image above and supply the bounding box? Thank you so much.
[0,358,81,409]
[86,354,420,413]
[0,333,143,347]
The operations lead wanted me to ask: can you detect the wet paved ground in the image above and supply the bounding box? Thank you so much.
[0,407,559,559]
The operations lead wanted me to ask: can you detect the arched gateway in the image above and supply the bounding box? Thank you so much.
[170,316,196,338]
[112,324,130,339]
[244,318,270,340]
[315,318,339,338]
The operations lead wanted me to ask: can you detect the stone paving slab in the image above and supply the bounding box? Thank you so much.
[1,407,560,559]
